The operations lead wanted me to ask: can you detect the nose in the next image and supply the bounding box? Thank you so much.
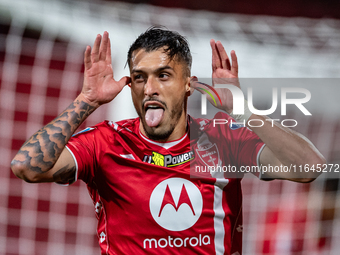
[144,76,159,97]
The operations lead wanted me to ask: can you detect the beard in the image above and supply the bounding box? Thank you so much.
[138,95,186,141]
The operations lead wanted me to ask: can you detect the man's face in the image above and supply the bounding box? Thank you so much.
[130,48,190,141]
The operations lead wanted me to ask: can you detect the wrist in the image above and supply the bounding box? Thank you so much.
[228,100,252,122]
[71,94,98,121]
[77,93,100,109]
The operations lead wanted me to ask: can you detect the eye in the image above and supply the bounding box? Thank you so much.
[133,74,144,83]
[159,73,170,80]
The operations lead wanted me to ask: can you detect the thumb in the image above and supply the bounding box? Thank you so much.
[190,77,211,95]
[117,76,131,88]
[191,79,221,108]
[189,76,198,95]
[190,76,198,87]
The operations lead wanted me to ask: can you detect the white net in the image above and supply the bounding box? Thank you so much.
[1,0,340,254]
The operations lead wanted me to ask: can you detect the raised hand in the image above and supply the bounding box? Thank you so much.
[192,39,240,114]
[81,31,130,108]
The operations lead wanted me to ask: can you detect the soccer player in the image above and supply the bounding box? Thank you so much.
[11,27,325,254]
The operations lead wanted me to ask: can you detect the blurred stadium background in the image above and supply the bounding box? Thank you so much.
[0,0,340,254]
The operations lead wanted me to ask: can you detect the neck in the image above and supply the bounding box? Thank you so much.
[140,112,188,142]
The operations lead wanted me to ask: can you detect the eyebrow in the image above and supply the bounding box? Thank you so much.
[131,65,174,73]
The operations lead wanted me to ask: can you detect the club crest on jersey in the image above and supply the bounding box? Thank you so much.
[196,143,220,168]
[143,151,194,167]
[196,133,221,168]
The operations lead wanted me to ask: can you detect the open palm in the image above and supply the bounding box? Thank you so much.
[81,32,130,108]
[193,39,240,114]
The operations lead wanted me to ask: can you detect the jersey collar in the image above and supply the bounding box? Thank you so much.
[139,130,188,150]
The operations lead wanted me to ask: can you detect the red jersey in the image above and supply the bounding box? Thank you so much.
[66,112,265,255]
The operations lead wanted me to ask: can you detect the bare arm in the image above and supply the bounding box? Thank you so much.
[11,96,95,183]
[192,39,325,183]
[250,115,325,182]
[11,31,130,183]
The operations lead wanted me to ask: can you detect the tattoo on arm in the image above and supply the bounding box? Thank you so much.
[12,100,95,175]
[53,165,77,184]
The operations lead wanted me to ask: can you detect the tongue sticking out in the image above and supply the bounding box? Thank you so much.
[145,108,164,127]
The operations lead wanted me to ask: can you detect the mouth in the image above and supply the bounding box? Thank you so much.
[144,101,165,111]
[144,101,165,127]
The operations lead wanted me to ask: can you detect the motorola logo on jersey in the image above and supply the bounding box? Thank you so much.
[149,178,203,231]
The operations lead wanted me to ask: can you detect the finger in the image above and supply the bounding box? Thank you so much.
[216,41,231,70]
[99,31,108,61]
[210,39,221,71]
[84,46,92,70]
[230,50,238,76]
[91,34,102,62]
[106,37,112,65]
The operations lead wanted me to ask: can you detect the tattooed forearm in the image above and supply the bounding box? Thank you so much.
[11,99,96,175]
[53,164,77,185]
